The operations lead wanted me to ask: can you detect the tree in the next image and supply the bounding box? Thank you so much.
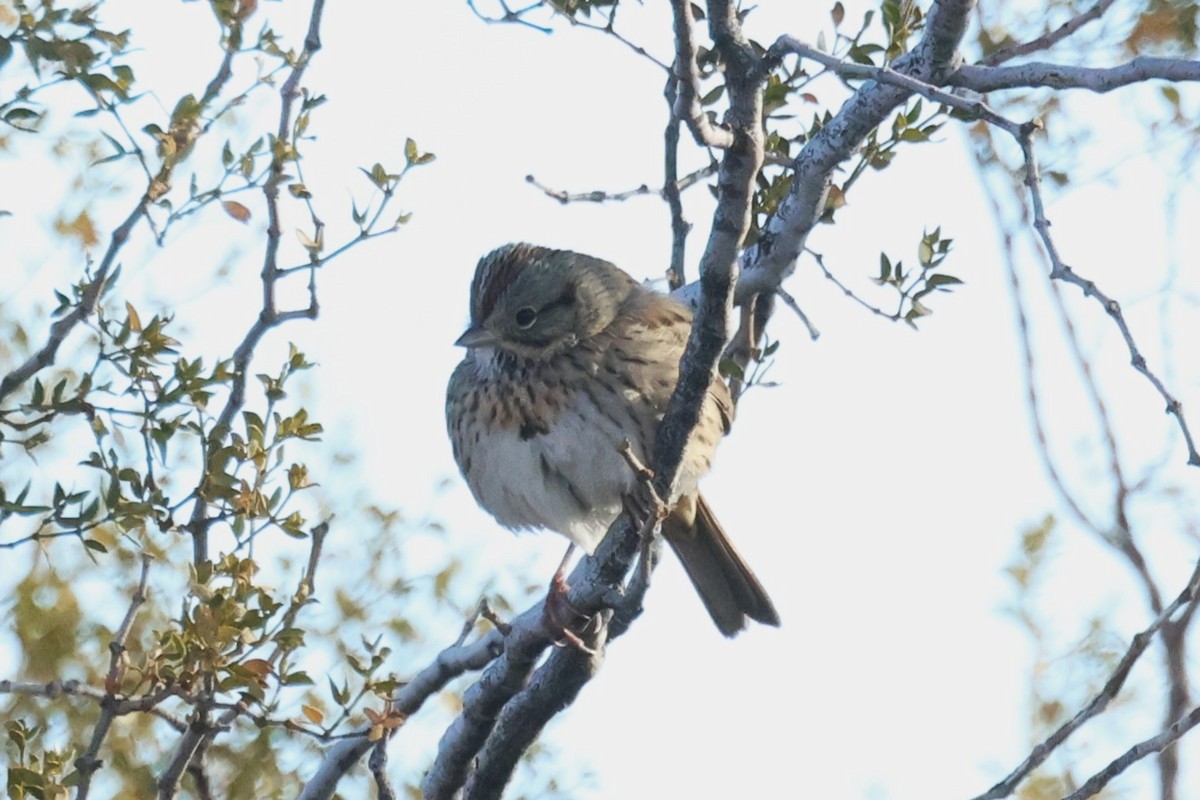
[2,0,1199,798]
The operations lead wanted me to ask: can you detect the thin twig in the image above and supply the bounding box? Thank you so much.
[183,0,327,565]
[952,56,1200,93]
[971,558,1200,800]
[1015,122,1200,467]
[1063,705,1200,800]
[668,0,735,149]
[0,202,145,404]
[979,0,1117,66]
[0,679,187,731]
[75,553,154,799]
[300,617,506,800]
[774,286,820,340]
[663,75,691,289]
[768,35,1021,136]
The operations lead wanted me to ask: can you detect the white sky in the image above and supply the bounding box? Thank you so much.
[3,1,1200,798]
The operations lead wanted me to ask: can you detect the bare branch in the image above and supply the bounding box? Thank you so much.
[733,0,975,304]
[1014,123,1200,467]
[774,286,820,340]
[423,603,550,799]
[668,0,735,149]
[185,0,327,564]
[980,0,1118,66]
[1064,705,1200,800]
[663,75,692,289]
[74,553,154,799]
[0,679,186,731]
[524,163,715,205]
[768,35,1021,135]
[0,201,145,404]
[464,627,607,800]
[298,617,505,800]
[655,0,763,499]
[952,56,1200,93]
[972,557,1200,800]
[155,715,211,800]
[369,741,397,800]
[466,0,553,34]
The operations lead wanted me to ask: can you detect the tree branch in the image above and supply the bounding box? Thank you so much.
[731,0,977,304]
[298,611,505,800]
[669,0,735,149]
[1064,704,1200,800]
[184,0,326,565]
[952,56,1200,93]
[972,557,1200,800]
[463,618,608,799]
[1013,122,1200,467]
[0,200,145,404]
[979,0,1117,66]
[74,553,154,799]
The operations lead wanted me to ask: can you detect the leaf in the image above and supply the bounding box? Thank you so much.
[222,200,251,223]
[54,210,99,248]
[125,302,142,332]
[926,273,963,290]
[83,539,108,553]
[823,184,846,211]
[242,658,273,678]
[918,237,934,267]
[287,463,309,490]
[699,84,725,106]
[296,228,321,252]
[831,1,845,26]
[302,704,324,724]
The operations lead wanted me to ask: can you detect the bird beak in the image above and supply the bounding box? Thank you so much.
[454,324,497,348]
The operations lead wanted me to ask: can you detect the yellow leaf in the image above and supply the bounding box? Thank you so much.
[53,210,99,248]
[301,704,324,724]
[125,302,142,332]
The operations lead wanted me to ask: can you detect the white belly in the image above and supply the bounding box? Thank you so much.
[464,390,642,554]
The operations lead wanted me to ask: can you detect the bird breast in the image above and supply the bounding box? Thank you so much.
[452,348,646,554]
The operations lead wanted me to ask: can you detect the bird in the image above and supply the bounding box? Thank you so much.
[445,243,779,637]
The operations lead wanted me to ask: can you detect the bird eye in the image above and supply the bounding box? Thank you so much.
[515,307,537,328]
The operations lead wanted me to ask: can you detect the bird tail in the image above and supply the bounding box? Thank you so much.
[662,494,780,637]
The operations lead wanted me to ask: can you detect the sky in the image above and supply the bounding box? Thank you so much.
[3,1,1200,798]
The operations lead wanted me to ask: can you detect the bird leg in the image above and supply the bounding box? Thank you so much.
[542,544,597,654]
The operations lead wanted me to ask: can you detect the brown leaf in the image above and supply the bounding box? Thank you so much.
[222,200,251,223]
[242,658,273,677]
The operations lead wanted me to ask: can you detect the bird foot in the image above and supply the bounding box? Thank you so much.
[541,546,597,655]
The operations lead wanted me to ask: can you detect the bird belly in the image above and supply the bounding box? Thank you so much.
[462,390,642,554]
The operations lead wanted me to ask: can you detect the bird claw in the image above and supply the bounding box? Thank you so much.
[541,550,597,655]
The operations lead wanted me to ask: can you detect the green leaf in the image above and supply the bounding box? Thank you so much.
[926,273,963,290]
[699,84,725,106]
